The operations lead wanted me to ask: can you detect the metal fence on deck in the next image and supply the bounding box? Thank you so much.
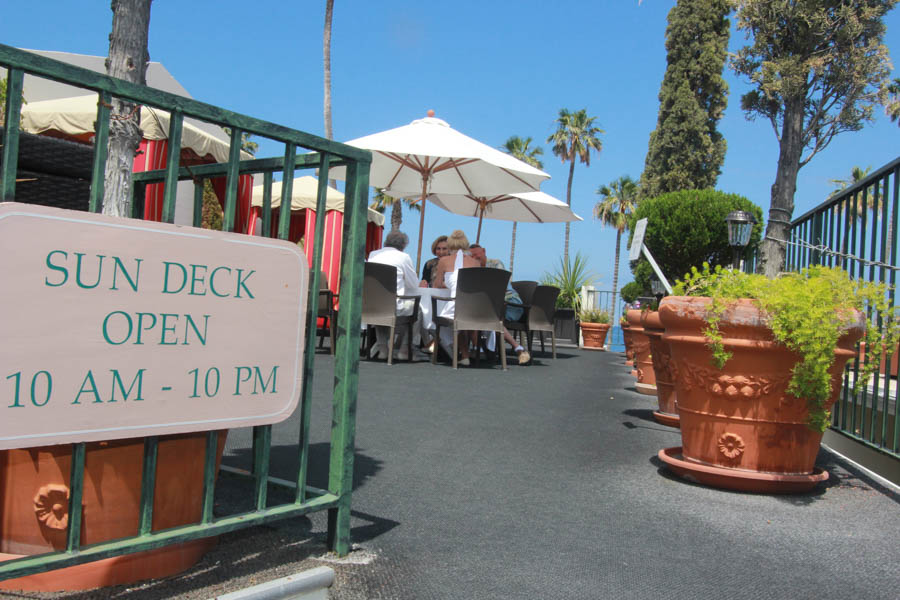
[580,286,626,349]
[788,156,900,459]
[0,44,370,581]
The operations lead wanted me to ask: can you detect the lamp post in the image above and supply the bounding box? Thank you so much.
[725,210,757,271]
[650,274,665,304]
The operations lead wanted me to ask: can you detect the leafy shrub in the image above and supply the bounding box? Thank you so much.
[620,281,645,304]
[627,189,762,289]
[579,308,610,323]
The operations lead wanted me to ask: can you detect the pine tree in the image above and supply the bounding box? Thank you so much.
[641,0,730,199]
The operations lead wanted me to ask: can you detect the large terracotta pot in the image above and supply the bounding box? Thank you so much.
[641,310,679,428]
[621,322,634,366]
[657,296,864,493]
[581,322,610,349]
[626,309,656,394]
[0,431,227,591]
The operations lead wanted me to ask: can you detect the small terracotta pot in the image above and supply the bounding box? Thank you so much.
[0,431,227,591]
[621,323,634,366]
[658,296,864,492]
[625,310,656,388]
[641,310,679,427]
[581,322,610,349]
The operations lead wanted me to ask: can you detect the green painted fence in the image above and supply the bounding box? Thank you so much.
[0,44,370,581]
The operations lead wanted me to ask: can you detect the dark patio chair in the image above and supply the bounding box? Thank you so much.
[317,271,336,354]
[361,262,421,365]
[432,267,511,370]
[511,280,538,305]
[505,284,560,359]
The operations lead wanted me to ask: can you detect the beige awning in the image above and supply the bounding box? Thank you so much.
[251,176,384,226]
[20,94,251,163]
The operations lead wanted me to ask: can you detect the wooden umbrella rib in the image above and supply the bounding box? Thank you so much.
[499,167,540,191]
[517,197,542,222]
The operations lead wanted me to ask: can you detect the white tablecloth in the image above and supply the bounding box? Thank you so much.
[409,287,451,331]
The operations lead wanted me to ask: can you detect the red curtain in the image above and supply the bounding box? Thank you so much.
[135,138,253,232]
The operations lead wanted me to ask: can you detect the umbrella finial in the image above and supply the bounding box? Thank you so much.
[427,109,435,118]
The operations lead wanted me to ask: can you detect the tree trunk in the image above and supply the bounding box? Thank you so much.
[757,97,804,279]
[390,200,401,232]
[564,158,575,264]
[102,0,152,218]
[612,228,621,319]
[323,0,336,188]
[509,221,517,274]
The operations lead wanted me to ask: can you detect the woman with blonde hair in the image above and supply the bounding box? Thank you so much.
[433,230,480,365]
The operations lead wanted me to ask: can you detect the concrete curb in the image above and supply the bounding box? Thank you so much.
[212,566,334,600]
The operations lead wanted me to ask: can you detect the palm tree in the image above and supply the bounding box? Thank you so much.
[501,135,544,273]
[547,108,604,263]
[594,176,639,317]
[370,189,419,232]
[887,77,900,126]
[323,0,335,187]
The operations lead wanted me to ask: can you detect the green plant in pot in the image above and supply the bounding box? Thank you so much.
[542,251,595,343]
[657,263,899,493]
[579,308,611,349]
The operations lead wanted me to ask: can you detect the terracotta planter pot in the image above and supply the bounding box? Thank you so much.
[581,322,610,349]
[641,310,679,428]
[621,323,634,366]
[0,431,227,591]
[657,296,864,493]
[626,309,656,394]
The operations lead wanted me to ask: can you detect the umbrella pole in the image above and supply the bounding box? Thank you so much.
[415,176,428,272]
[476,206,484,244]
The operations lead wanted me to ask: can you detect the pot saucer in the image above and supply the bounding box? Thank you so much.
[652,411,680,428]
[635,382,657,396]
[658,447,828,494]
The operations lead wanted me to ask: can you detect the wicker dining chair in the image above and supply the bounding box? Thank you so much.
[432,267,511,370]
[505,284,560,359]
[361,262,420,365]
[317,271,336,354]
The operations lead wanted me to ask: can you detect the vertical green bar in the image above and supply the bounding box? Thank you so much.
[161,111,184,224]
[326,156,370,556]
[66,443,86,552]
[262,172,273,239]
[0,68,24,202]
[193,179,204,228]
[138,436,159,535]
[297,154,331,504]
[278,144,296,240]
[811,213,822,265]
[132,182,145,219]
[222,128,242,232]
[201,430,219,524]
[253,425,272,510]
[89,91,111,213]
[891,167,900,453]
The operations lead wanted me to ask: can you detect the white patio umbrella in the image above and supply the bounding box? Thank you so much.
[330,111,550,269]
[423,190,582,243]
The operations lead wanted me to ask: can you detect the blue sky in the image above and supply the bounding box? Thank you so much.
[3,1,899,289]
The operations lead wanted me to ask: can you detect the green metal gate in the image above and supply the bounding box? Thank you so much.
[0,44,370,581]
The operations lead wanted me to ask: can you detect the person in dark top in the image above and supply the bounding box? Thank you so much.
[421,235,448,287]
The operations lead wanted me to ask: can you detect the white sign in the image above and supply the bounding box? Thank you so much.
[629,218,647,261]
[0,203,308,449]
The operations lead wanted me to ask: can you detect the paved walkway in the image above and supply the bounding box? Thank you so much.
[6,349,899,599]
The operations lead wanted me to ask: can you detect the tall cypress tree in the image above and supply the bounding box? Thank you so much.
[641,0,730,199]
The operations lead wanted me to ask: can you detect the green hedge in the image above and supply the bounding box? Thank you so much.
[627,189,762,290]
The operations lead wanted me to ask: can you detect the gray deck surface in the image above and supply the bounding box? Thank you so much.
[4,348,899,599]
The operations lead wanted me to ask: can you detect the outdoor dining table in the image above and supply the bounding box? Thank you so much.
[409,287,451,332]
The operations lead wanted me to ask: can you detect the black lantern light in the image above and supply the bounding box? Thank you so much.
[725,210,757,270]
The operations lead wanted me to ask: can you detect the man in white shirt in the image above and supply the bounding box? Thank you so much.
[367,230,428,360]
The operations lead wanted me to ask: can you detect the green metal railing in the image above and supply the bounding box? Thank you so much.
[789,156,900,459]
[0,44,370,580]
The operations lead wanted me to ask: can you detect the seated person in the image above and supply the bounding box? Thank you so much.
[367,230,428,360]
[433,230,481,365]
[460,243,531,365]
[421,235,448,287]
